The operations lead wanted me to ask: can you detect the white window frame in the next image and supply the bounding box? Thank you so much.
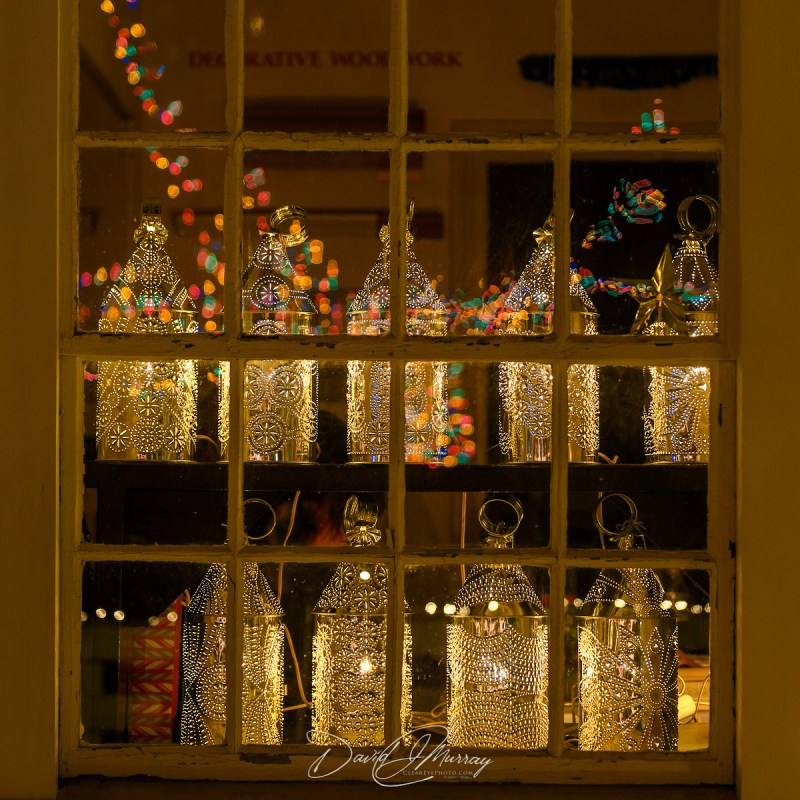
[52,0,740,786]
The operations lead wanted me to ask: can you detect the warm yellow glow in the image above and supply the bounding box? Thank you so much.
[359,658,373,674]
[359,570,371,581]
[487,600,500,612]
[443,603,456,615]
[425,602,437,615]
[113,610,125,621]
[95,608,106,619]
[674,600,688,611]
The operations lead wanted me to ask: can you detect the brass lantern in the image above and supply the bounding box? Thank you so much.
[96,203,199,461]
[446,496,549,749]
[347,204,450,464]
[242,206,317,336]
[577,494,679,752]
[311,496,412,746]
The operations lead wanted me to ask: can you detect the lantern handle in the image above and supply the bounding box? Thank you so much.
[343,494,382,547]
[676,195,719,244]
[479,494,524,547]
[268,205,309,247]
[243,497,277,542]
[593,492,647,549]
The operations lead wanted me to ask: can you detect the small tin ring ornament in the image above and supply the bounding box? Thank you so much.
[479,494,524,546]
[593,492,647,547]
[343,494,382,547]
[269,205,309,247]
[677,195,719,243]
[243,497,277,542]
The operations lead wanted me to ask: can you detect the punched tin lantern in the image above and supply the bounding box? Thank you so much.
[577,494,679,752]
[447,496,549,749]
[311,496,412,746]
[347,204,450,464]
[96,203,199,461]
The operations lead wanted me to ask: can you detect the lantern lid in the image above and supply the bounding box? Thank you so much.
[242,562,283,617]
[347,202,445,330]
[452,563,547,619]
[313,562,390,616]
[578,493,674,620]
[186,563,227,616]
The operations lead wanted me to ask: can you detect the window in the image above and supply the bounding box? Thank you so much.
[60,0,735,786]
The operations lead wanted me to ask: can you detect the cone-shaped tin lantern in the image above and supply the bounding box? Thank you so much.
[311,496,411,746]
[500,214,556,335]
[96,203,199,461]
[179,563,284,746]
[577,494,679,752]
[180,563,227,745]
[241,563,284,745]
[347,204,450,463]
[242,206,317,336]
[446,496,549,749]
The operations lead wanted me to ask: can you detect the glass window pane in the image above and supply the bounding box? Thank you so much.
[566,567,711,752]
[571,156,719,336]
[407,565,550,750]
[405,152,554,336]
[80,0,227,132]
[244,0,389,133]
[572,1,719,134]
[242,151,389,337]
[409,0,555,134]
[83,360,228,545]
[79,147,225,334]
[567,364,710,549]
[81,562,228,745]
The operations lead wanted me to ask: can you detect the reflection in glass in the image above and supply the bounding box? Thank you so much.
[447,496,549,749]
[568,364,600,464]
[311,496,410,746]
[244,360,319,462]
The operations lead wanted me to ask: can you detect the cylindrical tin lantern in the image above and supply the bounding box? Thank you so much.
[180,563,227,746]
[241,562,284,745]
[96,204,200,461]
[346,359,452,464]
[96,359,198,460]
[311,496,412,746]
[644,365,711,463]
[242,206,317,336]
[567,363,600,463]
[243,359,318,462]
[346,360,391,463]
[498,362,553,463]
[447,496,549,749]
[577,494,679,752]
